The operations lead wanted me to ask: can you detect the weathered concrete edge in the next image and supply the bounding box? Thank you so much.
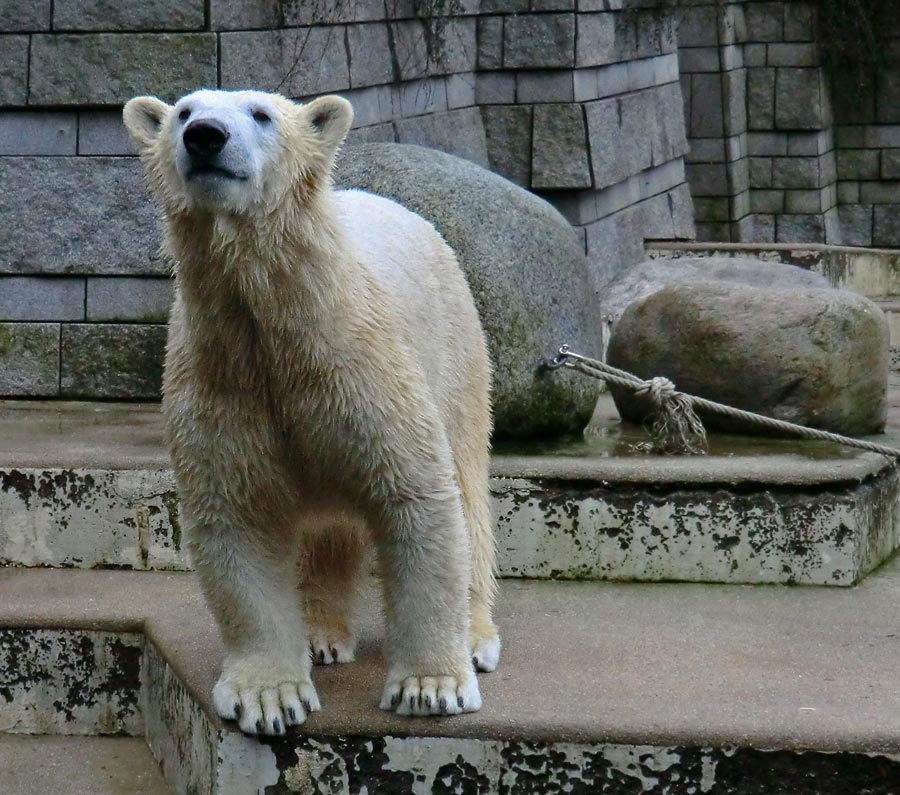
[0,627,144,736]
[490,452,892,488]
[5,570,900,756]
[140,635,900,795]
[141,637,900,795]
[493,463,900,587]
[5,460,899,586]
[646,241,900,258]
[7,618,900,755]
[2,456,887,489]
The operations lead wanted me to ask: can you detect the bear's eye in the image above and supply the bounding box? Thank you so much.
[252,110,271,124]
[178,108,191,122]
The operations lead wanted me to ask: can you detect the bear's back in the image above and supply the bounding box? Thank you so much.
[332,188,486,421]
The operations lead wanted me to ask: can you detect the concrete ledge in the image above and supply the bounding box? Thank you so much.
[2,400,899,584]
[4,567,900,792]
[647,241,900,300]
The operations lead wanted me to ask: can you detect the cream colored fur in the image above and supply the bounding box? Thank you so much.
[123,89,499,735]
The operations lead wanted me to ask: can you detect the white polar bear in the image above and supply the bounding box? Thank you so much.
[122,89,500,736]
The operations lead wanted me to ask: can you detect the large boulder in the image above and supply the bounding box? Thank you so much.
[601,256,830,327]
[335,143,603,440]
[607,282,889,435]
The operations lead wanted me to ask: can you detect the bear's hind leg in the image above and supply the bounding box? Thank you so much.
[298,524,366,665]
[188,517,320,736]
[451,390,501,673]
[462,486,501,674]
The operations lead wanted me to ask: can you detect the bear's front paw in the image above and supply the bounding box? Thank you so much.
[379,669,482,717]
[212,656,320,736]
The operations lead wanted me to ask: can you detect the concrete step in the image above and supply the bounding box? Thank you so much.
[647,242,900,300]
[3,567,900,793]
[0,735,172,794]
[3,399,900,586]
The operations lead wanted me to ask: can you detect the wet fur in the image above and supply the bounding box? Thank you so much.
[123,90,499,733]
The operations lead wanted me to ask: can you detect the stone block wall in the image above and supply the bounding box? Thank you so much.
[476,4,695,283]
[0,0,692,399]
[678,0,900,246]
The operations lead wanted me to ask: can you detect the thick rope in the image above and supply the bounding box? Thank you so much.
[545,345,900,459]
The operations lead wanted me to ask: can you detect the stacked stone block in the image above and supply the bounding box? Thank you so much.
[678,0,839,244]
[0,278,172,399]
[0,0,692,399]
[678,0,900,247]
[832,66,900,247]
[474,4,694,284]
[742,1,838,243]
[677,1,752,242]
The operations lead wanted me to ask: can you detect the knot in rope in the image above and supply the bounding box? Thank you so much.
[544,345,900,460]
[635,376,676,405]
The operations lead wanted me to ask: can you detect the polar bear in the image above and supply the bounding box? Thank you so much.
[122,89,500,735]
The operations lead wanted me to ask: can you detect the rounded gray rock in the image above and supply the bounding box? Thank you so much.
[602,256,830,327]
[607,282,889,436]
[335,143,603,439]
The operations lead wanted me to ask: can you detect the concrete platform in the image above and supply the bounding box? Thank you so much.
[3,397,900,585]
[0,735,171,794]
[3,566,900,792]
[646,241,900,301]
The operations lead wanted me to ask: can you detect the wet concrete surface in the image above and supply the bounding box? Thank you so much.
[0,401,168,469]
[2,392,897,486]
[4,561,900,753]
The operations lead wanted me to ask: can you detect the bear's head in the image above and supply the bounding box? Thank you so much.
[123,89,353,216]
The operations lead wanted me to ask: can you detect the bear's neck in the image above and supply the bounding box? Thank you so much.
[167,190,359,328]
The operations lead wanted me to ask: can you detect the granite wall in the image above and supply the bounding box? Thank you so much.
[679,0,900,246]
[0,0,693,399]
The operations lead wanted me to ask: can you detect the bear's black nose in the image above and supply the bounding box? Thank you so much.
[183,119,230,157]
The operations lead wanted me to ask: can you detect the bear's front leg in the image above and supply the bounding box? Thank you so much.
[371,469,481,717]
[188,516,320,735]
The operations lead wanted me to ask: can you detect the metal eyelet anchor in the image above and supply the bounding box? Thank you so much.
[540,344,573,371]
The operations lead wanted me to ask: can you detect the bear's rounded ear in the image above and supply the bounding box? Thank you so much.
[123,96,172,153]
[302,95,353,151]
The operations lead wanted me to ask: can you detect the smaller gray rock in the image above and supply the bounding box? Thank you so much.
[607,282,888,436]
[601,256,829,327]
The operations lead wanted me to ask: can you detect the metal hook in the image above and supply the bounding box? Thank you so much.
[540,344,573,371]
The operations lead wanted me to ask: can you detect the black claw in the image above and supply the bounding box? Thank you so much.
[439,697,448,712]
[255,718,264,733]
[458,696,464,709]
[424,696,432,708]
[408,694,416,709]
[273,718,282,734]
[234,703,242,719]
[287,707,297,723]
[473,656,479,668]
[330,647,338,662]
[390,692,401,708]
[317,649,325,664]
